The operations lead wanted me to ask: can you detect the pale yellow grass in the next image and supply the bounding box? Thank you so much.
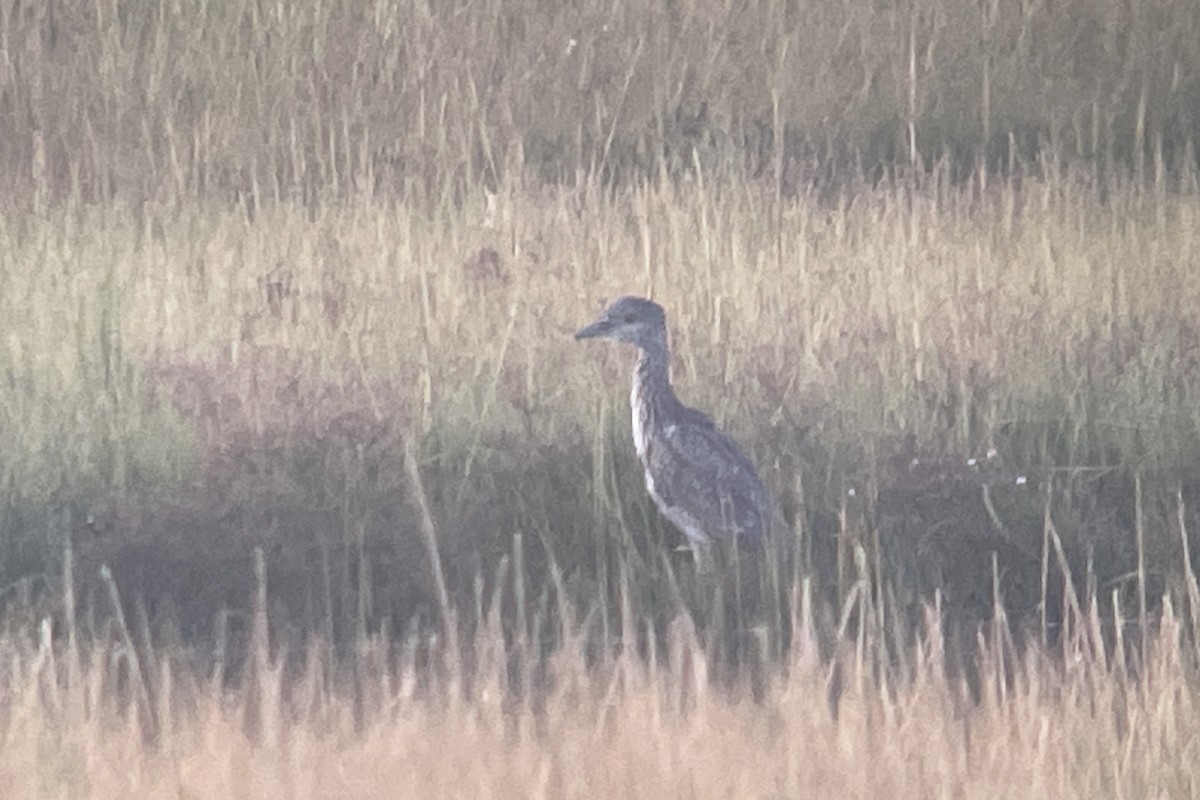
[2,0,1200,793]
[2,169,1200,641]
[5,169,1200,498]
[0,600,1196,800]
[2,164,1200,798]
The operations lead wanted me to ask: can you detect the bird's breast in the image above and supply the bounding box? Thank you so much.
[630,379,649,462]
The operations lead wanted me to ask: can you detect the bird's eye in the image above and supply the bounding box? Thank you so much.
[623,314,636,323]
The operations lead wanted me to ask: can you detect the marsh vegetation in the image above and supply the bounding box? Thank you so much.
[1,0,1200,795]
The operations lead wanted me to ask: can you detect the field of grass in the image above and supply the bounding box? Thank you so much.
[0,154,1197,797]
[5,160,1199,631]
[3,565,1200,798]
[3,0,1200,795]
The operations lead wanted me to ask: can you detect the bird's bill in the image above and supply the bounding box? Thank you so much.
[574,317,613,340]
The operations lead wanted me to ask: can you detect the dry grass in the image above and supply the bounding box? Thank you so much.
[1,1,1198,627]
[3,0,1198,207]
[3,0,1200,794]
[4,166,1200,600]
[3,168,1199,792]
[0,161,1196,669]
[1,573,1199,800]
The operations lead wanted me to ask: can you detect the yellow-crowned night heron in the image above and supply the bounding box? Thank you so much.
[576,296,768,557]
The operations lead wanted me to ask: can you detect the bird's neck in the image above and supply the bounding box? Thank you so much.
[633,342,679,419]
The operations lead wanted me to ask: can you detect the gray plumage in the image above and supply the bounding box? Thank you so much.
[575,296,768,554]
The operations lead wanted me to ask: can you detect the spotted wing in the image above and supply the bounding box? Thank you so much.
[646,409,767,542]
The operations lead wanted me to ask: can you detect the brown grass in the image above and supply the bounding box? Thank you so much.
[3,0,1198,207]
[5,167,1199,615]
[3,0,1200,794]
[1,574,1198,799]
[2,2,1198,630]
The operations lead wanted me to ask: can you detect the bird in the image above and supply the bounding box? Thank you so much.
[575,296,768,561]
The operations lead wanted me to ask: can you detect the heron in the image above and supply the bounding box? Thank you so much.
[575,296,768,562]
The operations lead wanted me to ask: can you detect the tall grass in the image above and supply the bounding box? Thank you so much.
[1,556,1199,799]
[2,0,1200,792]
[0,1,1197,624]
[2,0,1198,210]
[3,158,1200,641]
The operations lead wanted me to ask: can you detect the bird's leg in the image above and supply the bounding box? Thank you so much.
[689,541,715,575]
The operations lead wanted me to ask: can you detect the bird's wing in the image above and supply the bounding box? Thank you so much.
[647,411,767,540]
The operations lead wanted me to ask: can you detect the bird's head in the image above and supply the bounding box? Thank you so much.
[574,296,667,349]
